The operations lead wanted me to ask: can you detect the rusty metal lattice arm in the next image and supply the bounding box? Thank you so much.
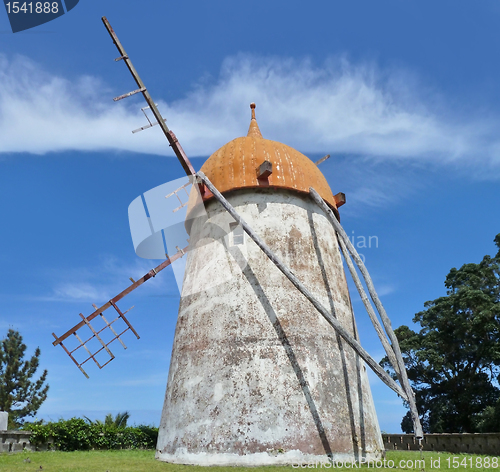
[110,300,139,339]
[53,247,187,347]
[197,171,408,401]
[308,186,423,439]
[52,333,90,378]
[79,313,115,358]
[73,329,115,369]
[95,306,127,349]
[101,16,196,178]
[52,319,128,379]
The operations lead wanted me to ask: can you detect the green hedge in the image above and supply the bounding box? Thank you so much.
[22,418,158,451]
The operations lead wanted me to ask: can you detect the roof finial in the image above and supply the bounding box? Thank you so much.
[247,102,263,138]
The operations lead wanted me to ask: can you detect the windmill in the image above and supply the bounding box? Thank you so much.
[52,17,423,466]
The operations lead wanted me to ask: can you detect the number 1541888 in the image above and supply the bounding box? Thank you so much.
[446,456,499,468]
[5,2,59,13]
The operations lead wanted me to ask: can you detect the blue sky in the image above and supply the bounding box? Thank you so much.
[1,1,500,434]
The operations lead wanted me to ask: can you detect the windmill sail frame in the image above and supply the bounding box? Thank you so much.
[52,247,187,377]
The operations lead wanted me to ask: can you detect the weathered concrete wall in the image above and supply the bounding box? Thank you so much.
[157,188,383,466]
[0,431,56,453]
[383,433,500,456]
[0,412,7,431]
[0,431,33,453]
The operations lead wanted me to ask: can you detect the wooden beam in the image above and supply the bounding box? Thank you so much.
[102,17,196,177]
[337,235,400,375]
[315,154,330,166]
[309,186,423,439]
[257,160,272,180]
[334,192,346,208]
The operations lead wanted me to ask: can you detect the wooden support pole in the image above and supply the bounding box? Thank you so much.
[197,172,408,401]
[337,235,400,375]
[309,187,423,439]
[315,154,330,166]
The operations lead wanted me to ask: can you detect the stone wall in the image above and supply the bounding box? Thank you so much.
[0,431,33,453]
[2,431,499,455]
[0,431,55,453]
[383,433,500,456]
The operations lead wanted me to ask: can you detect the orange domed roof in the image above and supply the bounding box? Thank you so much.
[197,104,338,215]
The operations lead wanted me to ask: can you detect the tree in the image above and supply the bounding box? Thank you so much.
[104,411,130,429]
[475,398,500,433]
[84,411,130,429]
[382,234,500,433]
[0,329,49,427]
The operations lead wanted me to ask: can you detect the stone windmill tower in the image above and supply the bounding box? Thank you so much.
[53,18,423,467]
[155,104,384,465]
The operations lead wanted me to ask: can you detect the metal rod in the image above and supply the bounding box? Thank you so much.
[101,17,196,177]
[74,331,105,369]
[113,87,146,102]
[98,358,115,369]
[197,172,408,401]
[53,247,187,346]
[79,327,130,362]
[110,301,140,339]
[72,307,123,348]
[52,334,89,378]
[309,186,423,439]
[132,118,166,134]
[141,106,153,126]
[99,312,127,349]
[79,313,115,358]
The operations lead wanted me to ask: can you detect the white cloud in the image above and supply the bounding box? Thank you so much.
[45,255,180,303]
[1,53,500,171]
[52,282,111,302]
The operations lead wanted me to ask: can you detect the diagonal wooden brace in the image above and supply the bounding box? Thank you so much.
[336,235,401,375]
[309,186,423,439]
[197,171,408,401]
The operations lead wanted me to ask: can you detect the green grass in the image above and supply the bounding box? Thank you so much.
[0,449,499,471]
